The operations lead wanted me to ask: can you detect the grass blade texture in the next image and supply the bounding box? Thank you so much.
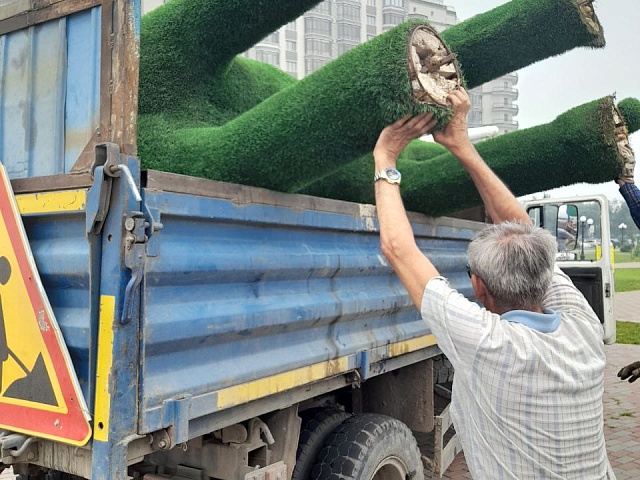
[295,140,447,202]
[400,97,640,217]
[141,21,456,192]
[297,0,607,205]
[138,0,606,199]
[139,0,322,115]
[298,0,607,200]
[299,97,640,216]
[441,0,604,89]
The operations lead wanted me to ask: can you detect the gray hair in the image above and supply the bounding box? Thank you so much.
[467,222,557,311]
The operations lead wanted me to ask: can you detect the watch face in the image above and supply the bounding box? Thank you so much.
[385,168,401,181]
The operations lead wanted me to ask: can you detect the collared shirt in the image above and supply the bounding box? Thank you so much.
[422,265,615,479]
[619,182,640,230]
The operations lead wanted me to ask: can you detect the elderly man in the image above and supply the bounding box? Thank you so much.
[373,88,615,479]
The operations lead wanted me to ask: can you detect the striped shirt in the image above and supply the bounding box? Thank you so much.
[619,182,640,230]
[422,266,615,479]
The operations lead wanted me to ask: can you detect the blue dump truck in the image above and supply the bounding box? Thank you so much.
[0,1,614,479]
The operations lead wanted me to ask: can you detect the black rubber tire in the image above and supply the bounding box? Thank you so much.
[432,354,455,384]
[17,474,48,480]
[17,471,82,480]
[292,408,352,480]
[311,413,424,480]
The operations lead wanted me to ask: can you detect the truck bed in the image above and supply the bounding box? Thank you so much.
[13,168,482,442]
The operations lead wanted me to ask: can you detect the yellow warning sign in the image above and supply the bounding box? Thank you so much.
[0,162,91,445]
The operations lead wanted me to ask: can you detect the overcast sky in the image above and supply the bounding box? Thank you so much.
[448,0,639,201]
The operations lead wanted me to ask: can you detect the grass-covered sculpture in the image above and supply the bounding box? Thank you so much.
[140,21,462,192]
[440,0,604,88]
[402,96,640,216]
[300,97,640,217]
[137,0,605,196]
[138,0,322,117]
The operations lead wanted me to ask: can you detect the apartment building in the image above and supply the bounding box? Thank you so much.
[469,73,519,134]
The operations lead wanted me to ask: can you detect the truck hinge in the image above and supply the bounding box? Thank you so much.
[0,431,37,464]
[121,212,148,325]
[605,282,611,298]
[88,142,142,235]
[157,395,193,448]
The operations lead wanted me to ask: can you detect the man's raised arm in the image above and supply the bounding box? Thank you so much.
[374,113,439,308]
[432,89,531,225]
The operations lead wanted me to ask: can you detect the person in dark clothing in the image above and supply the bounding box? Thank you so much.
[615,143,640,383]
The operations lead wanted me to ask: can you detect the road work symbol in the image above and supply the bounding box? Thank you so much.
[0,162,91,446]
[0,256,57,406]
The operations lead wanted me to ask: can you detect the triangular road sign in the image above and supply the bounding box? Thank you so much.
[0,162,91,446]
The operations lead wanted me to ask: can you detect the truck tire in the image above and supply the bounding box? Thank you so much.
[292,408,352,480]
[432,354,454,384]
[17,471,82,480]
[311,413,424,480]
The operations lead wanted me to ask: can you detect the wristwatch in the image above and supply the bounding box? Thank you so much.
[374,167,402,185]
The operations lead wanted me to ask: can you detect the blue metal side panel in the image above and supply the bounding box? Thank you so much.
[22,209,95,405]
[0,8,101,179]
[64,8,101,172]
[139,189,478,433]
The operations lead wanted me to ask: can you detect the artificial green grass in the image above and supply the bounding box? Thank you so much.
[440,0,604,89]
[295,140,446,198]
[137,57,298,161]
[615,269,640,293]
[141,21,455,192]
[298,97,640,215]
[400,97,640,216]
[619,98,640,132]
[137,0,608,198]
[616,321,640,345]
[401,140,448,162]
[138,0,321,116]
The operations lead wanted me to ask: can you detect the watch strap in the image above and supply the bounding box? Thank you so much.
[374,168,401,185]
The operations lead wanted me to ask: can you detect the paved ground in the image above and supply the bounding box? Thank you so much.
[617,262,640,269]
[616,290,640,323]
[611,263,639,324]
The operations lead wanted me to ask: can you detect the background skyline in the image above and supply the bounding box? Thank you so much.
[450,0,639,201]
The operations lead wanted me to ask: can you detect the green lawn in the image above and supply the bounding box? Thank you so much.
[615,268,640,293]
[617,321,640,345]
[614,251,638,264]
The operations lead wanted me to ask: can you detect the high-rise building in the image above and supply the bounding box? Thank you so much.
[141,0,518,134]
[468,73,519,135]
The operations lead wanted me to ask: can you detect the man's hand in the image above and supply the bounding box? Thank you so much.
[432,88,472,153]
[618,361,640,383]
[374,113,437,166]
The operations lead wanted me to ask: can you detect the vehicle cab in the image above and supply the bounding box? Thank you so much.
[524,194,615,344]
